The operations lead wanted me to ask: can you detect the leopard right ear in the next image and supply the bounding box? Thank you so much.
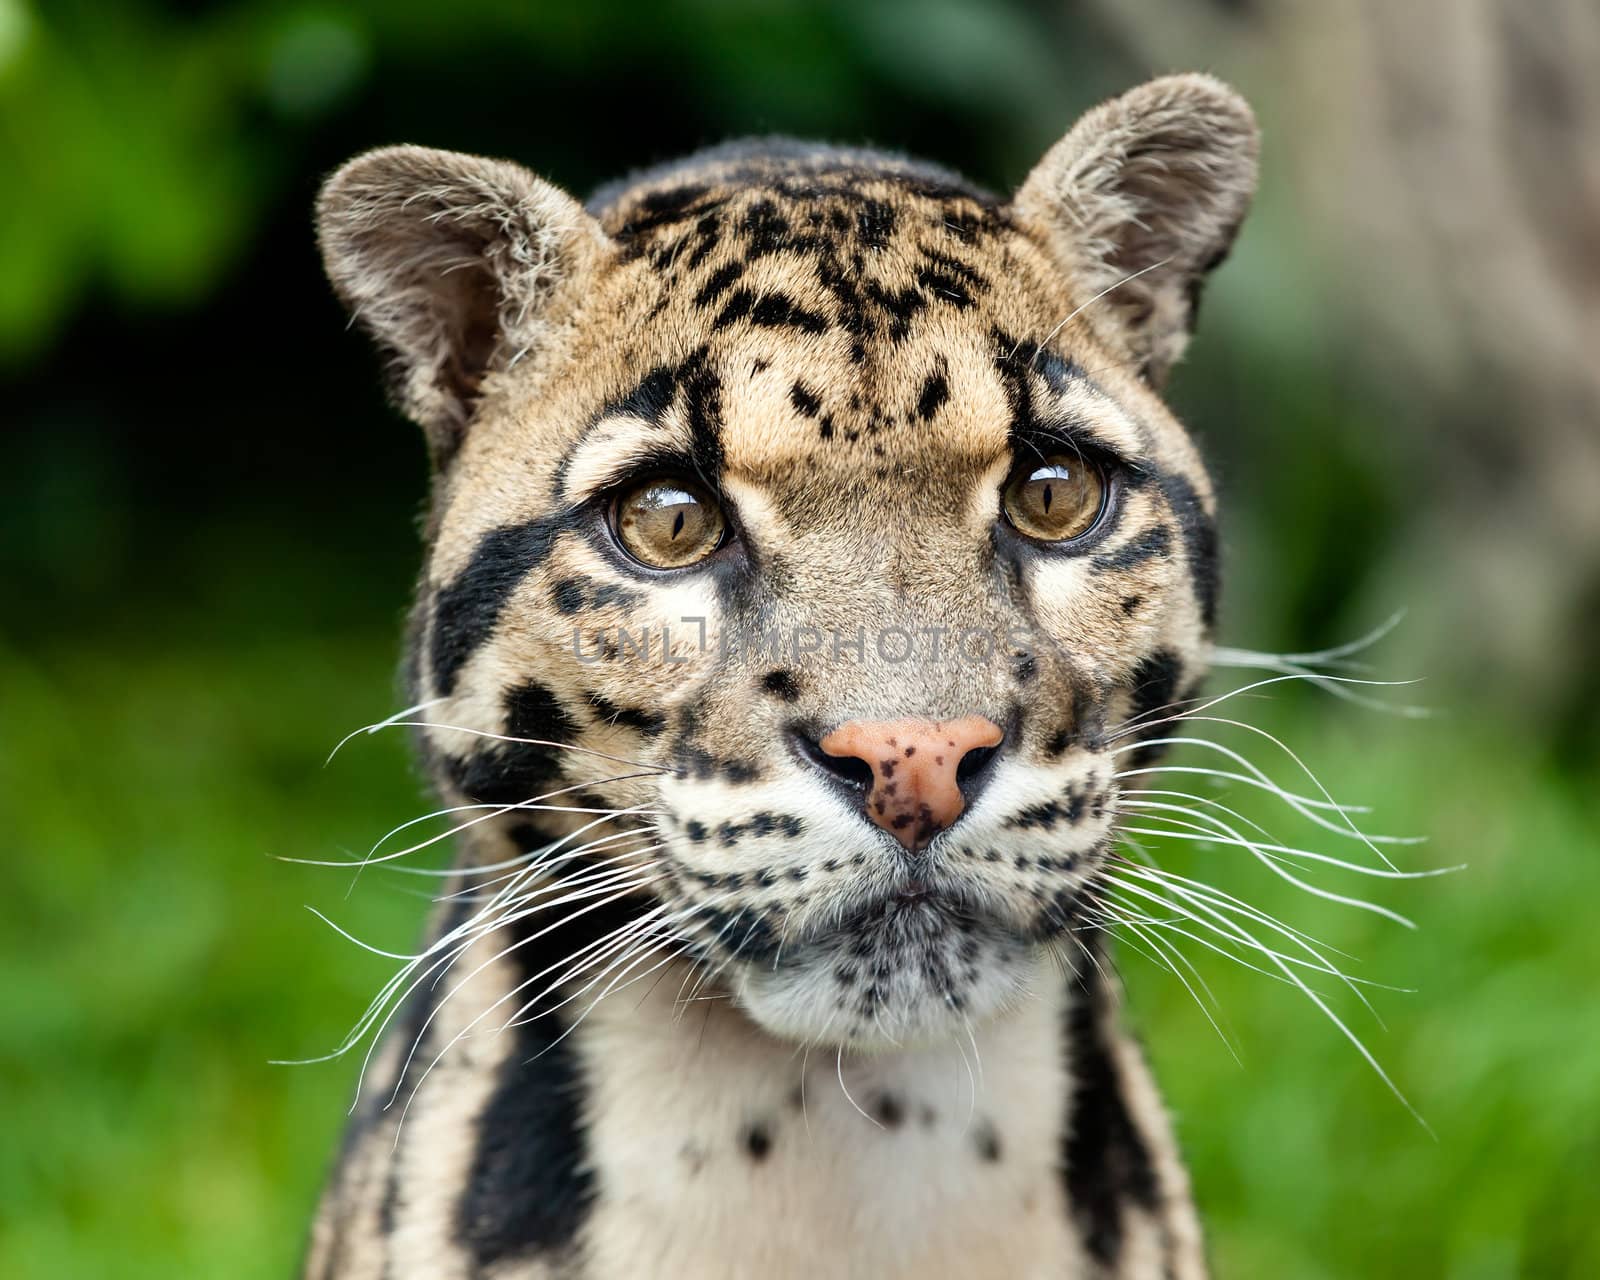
[317,145,609,463]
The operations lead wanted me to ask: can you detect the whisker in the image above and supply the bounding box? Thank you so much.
[325,696,447,766]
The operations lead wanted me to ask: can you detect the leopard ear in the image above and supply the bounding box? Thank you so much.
[317,145,608,462]
[1013,74,1259,387]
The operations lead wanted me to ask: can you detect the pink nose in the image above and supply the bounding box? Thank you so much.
[819,715,1004,851]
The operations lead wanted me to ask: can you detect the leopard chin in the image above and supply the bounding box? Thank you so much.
[732,893,1045,1051]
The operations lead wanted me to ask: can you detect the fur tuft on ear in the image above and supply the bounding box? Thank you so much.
[1014,74,1259,386]
[316,145,607,461]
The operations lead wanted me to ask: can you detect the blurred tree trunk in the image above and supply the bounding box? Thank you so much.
[1092,0,1600,728]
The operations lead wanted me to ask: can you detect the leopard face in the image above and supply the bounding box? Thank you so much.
[319,76,1257,1052]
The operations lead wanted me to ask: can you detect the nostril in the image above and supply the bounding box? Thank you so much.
[953,745,992,784]
[792,729,875,792]
[955,741,1002,796]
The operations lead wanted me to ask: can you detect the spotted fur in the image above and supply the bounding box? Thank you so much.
[307,74,1258,1279]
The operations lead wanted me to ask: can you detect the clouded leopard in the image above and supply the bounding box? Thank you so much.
[305,74,1259,1279]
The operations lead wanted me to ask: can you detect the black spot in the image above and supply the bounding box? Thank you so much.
[684,213,723,269]
[740,199,790,257]
[856,199,895,249]
[1092,524,1173,574]
[872,1094,905,1129]
[975,1119,1003,1162]
[750,291,828,334]
[865,281,927,341]
[552,578,587,615]
[1062,944,1162,1267]
[616,183,718,239]
[1120,595,1142,616]
[762,669,801,702]
[712,287,756,331]
[506,682,577,743]
[694,261,744,308]
[789,383,821,418]
[916,266,975,308]
[585,691,666,736]
[915,370,950,422]
[743,1124,773,1161]
[429,514,572,697]
[684,820,708,843]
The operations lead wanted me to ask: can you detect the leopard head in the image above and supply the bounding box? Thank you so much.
[318,75,1258,1050]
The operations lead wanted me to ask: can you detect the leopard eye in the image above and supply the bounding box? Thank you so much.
[611,476,727,569]
[1002,454,1108,543]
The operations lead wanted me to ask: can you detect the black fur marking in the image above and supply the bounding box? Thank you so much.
[694,261,745,308]
[856,199,896,249]
[712,287,756,330]
[552,578,587,615]
[1152,469,1219,629]
[441,684,577,806]
[429,514,572,697]
[614,184,724,241]
[740,199,790,258]
[872,1093,906,1129]
[748,291,828,334]
[916,265,975,308]
[610,367,678,424]
[455,873,645,1265]
[762,668,801,701]
[1120,595,1143,616]
[684,213,723,270]
[916,369,950,422]
[975,1120,1003,1163]
[586,691,666,736]
[677,349,726,483]
[743,1124,773,1161]
[788,383,821,418]
[1063,948,1162,1267]
[1092,524,1173,574]
[865,280,927,341]
[1004,784,1087,832]
[1124,651,1184,763]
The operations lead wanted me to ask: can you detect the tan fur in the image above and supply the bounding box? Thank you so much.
[307,75,1258,1279]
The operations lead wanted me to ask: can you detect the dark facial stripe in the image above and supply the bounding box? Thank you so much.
[441,682,578,806]
[676,348,725,484]
[1121,649,1185,767]
[454,867,645,1265]
[1062,939,1162,1268]
[1092,523,1173,574]
[429,514,574,697]
[1152,469,1219,629]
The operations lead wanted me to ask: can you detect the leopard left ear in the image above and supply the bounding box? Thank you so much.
[1013,74,1259,386]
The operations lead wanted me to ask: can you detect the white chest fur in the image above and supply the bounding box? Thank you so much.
[573,960,1088,1280]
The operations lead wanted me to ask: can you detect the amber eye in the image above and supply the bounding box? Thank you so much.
[1002,455,1108,542]
[611,476,728,569]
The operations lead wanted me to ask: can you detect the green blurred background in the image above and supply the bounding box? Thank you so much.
[2,1,1596,1276]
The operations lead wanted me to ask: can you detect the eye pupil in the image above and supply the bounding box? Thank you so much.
[1002,455,1107,543]
[612,476,727,569]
